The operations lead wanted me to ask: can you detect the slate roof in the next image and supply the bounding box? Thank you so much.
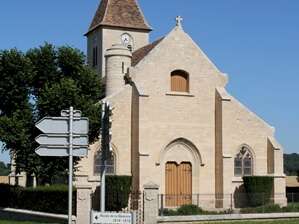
[132,37,164,66]
[86,0,151,35]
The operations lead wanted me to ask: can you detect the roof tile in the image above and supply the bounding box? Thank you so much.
[87,0,151,34]
[132,37,164,66]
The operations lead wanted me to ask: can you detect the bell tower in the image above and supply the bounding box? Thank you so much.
[85,0,152,76]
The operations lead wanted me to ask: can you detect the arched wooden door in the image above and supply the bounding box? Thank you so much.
[165,162,192,206]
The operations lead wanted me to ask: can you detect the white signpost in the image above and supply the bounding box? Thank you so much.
[36,134,88,146]
[35,107,89,224]
[89,102,134,224]
[91,211,133,224]
[35,146,88,157]
[35,117,89,134]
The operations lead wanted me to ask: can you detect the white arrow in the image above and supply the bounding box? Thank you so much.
[35,146,88,157]
[35,134,88,146]
[35,117,89,134]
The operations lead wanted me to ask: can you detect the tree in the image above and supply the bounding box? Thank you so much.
[284,153,299,176]
[0,48,35,179]
[0,44,104,185]
[0,161,10,176]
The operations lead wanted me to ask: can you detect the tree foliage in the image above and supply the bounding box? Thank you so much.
[284,153,299,176]
[243,176,274,207]
[0,161,10,176]
[105,176,132,211]
[0,43,104,185]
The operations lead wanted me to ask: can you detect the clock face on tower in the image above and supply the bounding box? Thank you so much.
[121,33,131,46]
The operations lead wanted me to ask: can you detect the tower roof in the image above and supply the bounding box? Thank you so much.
[86,0,151,35]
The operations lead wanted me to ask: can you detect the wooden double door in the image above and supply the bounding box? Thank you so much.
[165,162,192,207]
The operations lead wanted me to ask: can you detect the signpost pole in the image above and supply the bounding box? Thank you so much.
[101,160,106,212]
[100,102,106,212]
[68,106,74,224]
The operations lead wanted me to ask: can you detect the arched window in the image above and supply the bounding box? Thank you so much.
[234,146,253,176]
[171,70,189,92]
[94,151,115,176]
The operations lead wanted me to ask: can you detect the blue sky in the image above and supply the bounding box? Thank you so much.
[0,0,299,163]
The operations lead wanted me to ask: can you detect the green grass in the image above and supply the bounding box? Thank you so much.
[197,220,299,224]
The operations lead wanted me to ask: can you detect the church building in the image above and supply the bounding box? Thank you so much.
[76,0,286,209]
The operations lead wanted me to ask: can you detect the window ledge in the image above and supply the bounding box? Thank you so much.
[166,92,194,97]
[232,176,243,183]
[88,176,101,182]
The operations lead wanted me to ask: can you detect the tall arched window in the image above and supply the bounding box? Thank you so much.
[171,70,189,92]
[234,146,253,176]
[94,151,115,176]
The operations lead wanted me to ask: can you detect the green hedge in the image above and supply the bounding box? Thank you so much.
[105,175,132,211]
[161,204,223,216]
[0,184,76,214]
[240,203,299,213]
[240,204,281,213]
[283,203,299,212]
[176,204,204,215]
[243,176,274,207]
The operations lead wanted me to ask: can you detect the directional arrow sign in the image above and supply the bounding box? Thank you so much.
[35,146,88,157]
[36,117,89,134]
[92,212,133,224]
[35,134,88,146]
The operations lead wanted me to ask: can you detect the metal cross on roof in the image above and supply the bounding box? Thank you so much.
[176,16,183,27]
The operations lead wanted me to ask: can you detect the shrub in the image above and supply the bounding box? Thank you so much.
[243,176,274,207]
[283,203,299,212]
[240,204,281,214]
[177,204,203,215]
[0,184,75,214]
[105,175,132,211]
[240,203,299,214]
[160,208,178,216]
[0,184,22,208]
[160,204,220,216]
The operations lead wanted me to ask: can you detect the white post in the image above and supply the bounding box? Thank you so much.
[101,161,107,212]
[101,102,106,212]
[68,106,74,224]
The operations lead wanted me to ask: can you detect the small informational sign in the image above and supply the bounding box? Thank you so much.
[92,211,133,224]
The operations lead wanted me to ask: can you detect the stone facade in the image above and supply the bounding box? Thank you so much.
[87,27,149,75]
[77,0,286,212]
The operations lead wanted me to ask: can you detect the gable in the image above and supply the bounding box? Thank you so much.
[131,26,227,96]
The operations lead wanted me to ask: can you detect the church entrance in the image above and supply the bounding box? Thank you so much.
[165,162,192,207]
